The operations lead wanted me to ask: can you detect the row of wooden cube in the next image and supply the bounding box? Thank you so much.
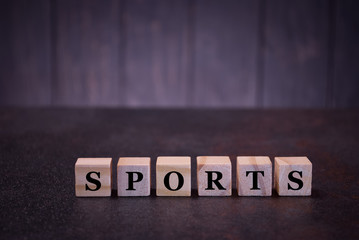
[75,156,312,197]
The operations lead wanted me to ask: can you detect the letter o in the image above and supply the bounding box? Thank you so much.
[164,171,184,191]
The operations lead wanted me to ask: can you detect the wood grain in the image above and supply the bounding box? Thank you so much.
[333,0,359,107]
[1,0,358,108]
[193,0,259,107]
[125,0,191,107]
[274,157,312,196]
[75,158,112,197]
[263,0,329,107]
[197,156,232,196]
[53,0,122,106]
[156,156,191,196]
[117,157,151,196]
[0,0,51,106]
[237,156,272,196]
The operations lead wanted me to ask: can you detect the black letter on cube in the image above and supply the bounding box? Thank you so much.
[246,171,264,190]
[164,171,184,191]
[288,171,303,190]
[126,172,144,190]
[85,171,101,191]
[205,171,226,190]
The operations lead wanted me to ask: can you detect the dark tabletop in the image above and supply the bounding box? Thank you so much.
[0,108,359,239]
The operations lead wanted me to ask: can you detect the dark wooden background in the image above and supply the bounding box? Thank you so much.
[0,0,358,108]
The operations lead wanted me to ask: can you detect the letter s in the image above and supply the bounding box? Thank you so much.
[85,171,101,191]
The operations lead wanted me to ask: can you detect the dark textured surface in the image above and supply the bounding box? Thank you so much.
[0,108,359,239]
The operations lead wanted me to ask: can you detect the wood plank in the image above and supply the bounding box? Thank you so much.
[125,0,191,107]
[193,0,259,107]
[263,0,329,107]
[334,0,359,107]
[0,0,51,106]
[53,0,121,106]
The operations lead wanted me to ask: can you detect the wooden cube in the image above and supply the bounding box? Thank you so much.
[274,157,312,196]
[237,156,272,196]
[156,156,191,196]
[117,157,151,196]
[197,156,232,196]
[75,158,112,197]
